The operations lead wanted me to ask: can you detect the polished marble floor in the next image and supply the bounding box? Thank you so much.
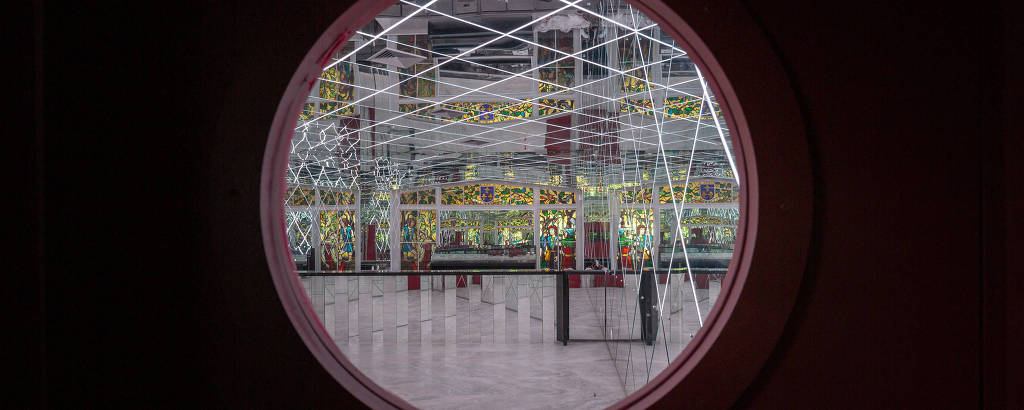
[342,342,626,409]
[301,275,719,409]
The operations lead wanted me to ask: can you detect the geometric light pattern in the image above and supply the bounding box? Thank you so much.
[284,0,742,397]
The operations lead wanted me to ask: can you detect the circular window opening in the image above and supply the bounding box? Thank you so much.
[267,0,750,407]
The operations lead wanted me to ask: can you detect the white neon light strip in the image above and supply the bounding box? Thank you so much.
[346,32,724,145]
[311,7,718,142]
[346,25,677,149]
[288,1,737,196]
[299,0,584,128]
[696,66,740,184]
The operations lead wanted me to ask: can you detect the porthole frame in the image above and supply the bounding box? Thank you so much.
[260,0,811,407]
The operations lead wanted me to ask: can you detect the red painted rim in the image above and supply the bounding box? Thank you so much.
[260,0,811,408]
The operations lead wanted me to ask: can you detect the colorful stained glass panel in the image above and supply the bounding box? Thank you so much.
[619,209,654,246]
[619,99,654,115]
[539,189,575,204]
[417,64,436,98]
[319,210,355,271]
[400,242,433,271]
[319,190,355,205]
[319,63,354,102]
[664,96,724,120]
[658,181,738,204]
[618,188,653,204]
[537,99,574,116]
[539,209,576,240]
[418,189,435,204]
[401,210,436,243]
[299,103,315,121]
[287,187,316,206]
[440,184,534,205]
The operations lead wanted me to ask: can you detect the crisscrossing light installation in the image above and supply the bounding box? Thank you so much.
[284,0,742,405]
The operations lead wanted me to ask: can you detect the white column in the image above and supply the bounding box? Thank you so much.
[531,27,539,119]
[573,27,582,91]
[652,201,661,270]
[389,191,400,272]
[533,188,541,269]
[577,190,584,270]
[354,190,362,271]
[608,27,621,113]
[435,186,441,253]
[609,190,619,271]
[312,207,322,271]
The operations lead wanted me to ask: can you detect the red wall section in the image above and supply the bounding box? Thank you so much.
[545,115,572,165]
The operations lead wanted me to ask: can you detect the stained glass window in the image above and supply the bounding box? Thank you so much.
[399,66,417,98]
[618,209,654,269]
[400,189,436,205]
[618,28,653,93]
[497,228,533,246]
[451,102,532,124]
[537,29,575,93]
[539,189,575,204]
[417,64,436,98]
[464,184,482,204]
[401,210,437,243]
[396,35,435,99]
[495,184,533,205]
[438,210,534,249]
[399,103,430,117]
[537,99,574,117]
[400,210,436,271]
[441,186,464,205]
[399,63,436,99]
[539,209,576,269]
[539,209,576,238]
[318,62,355,116]
[619,98,654,115]
[400,101,533,123]
[440,184,534,205]
[320,210,355,271]
[618,188,653,204]
[658,182,738,204]
[298,103,315,121]
[494,210,533,227]
[680,215,730,225]
[400,243,433,271]
[664,96,723,120]
[319,189,355,205]
[659,209,679,245]
[619,209,654,245]
[419,190,435,204]
[287,187,316,206]
[319,66,340,100]
[658,208,739,260]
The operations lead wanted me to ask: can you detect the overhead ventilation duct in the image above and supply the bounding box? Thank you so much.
[533,12,589,37]
[373,16,428,35]
[367,47,427,69]
[608,11,654,29]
